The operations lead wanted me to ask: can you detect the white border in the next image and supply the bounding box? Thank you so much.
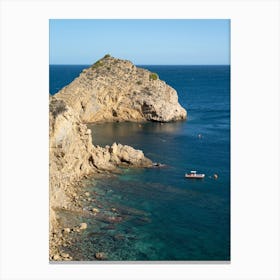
[0,0,279,279]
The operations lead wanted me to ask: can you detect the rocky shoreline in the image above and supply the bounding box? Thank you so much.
[49,55,187,261]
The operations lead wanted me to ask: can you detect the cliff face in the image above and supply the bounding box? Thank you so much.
[49,97,152,231]
[54,55,187,123]
[49,98,94,212]
[49,56,187,259]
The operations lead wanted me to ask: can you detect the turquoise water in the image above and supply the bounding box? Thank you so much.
[50,65,230,261]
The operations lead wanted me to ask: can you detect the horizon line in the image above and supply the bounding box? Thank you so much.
[50,64,230,66]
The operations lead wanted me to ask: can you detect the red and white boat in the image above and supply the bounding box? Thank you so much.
[185,170,205,179]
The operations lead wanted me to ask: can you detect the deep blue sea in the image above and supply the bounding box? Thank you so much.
[50,65,230,261]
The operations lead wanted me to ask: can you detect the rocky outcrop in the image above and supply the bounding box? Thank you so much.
[49,97,94,228]
[92,143,152,170]
[49,55,187,260]
[49,97,152,232]
[54,55,187,123]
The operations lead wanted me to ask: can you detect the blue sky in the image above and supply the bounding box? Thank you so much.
[50,19,230,65]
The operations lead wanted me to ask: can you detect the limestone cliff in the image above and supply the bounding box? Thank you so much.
[49,97,152,231]
[49,55,187,259]
[54,55,187,123]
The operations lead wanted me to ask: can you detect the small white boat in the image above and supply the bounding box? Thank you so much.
[185,170,205,179]
[152,162,167,168]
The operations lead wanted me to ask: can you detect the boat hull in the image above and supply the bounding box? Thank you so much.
[185,174,205,179]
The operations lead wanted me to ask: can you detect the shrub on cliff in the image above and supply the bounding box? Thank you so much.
[149,73,159,81]
[91,54,111,70]
[91,60,104,69]
[50,98,67,118]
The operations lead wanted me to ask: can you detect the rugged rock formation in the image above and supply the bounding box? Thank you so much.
[49,97,152,232]
[91,143,152,170]
[49,97,94,230]
[49,55,187,260]
[54,55,187,123]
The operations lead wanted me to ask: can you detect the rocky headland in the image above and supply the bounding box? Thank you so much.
[55,54,186,123]
[49,55,187,261]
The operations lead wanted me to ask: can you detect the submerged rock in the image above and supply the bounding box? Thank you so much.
[101,225,116,230]
[92,207,100,213]
[79,223,87,230]
[95,252,107,260]
[113,234,126,241]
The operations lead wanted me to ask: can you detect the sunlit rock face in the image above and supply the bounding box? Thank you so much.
[49,55,187,259]
[54,55,187,123]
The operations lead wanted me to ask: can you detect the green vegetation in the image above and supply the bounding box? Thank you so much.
[136,80,142,85]
[91,59,104,69]
[50,99,67,118]
[149,72,159,81]
[104,54,111,58]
